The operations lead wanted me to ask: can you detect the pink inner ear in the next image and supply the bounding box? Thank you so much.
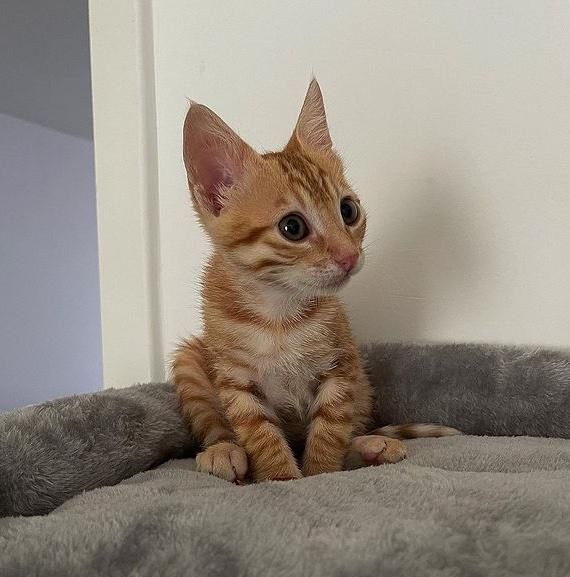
[184,103,257,217]
[192,147,235,216]
[196,152,235,216]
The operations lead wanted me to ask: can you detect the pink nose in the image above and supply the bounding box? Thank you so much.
[335,253,359,273]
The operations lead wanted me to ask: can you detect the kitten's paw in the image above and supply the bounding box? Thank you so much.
[351,434,407,465]
[196,441,248,483]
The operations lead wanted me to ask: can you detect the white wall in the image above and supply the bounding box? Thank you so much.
[152,0,570,357]
[93,1,570,386]
[89,0,164,387]
[0,114,102,411]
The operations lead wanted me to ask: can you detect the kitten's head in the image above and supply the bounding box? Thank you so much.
[183,79,366,297]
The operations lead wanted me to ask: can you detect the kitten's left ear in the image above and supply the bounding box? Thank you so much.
[183,102,259,218]
[287,78,333,152]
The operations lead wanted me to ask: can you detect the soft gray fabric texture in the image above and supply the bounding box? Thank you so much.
[363,342,570,437]
[0,383,196,517]
[1,436,569,577]
[1,342,569,518]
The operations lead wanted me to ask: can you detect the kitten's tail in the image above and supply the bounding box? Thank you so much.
[370,423,462,439]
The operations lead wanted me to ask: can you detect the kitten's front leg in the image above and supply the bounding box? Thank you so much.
[217,378,301,482]
[172,337,248,483]
[303,376,355,476]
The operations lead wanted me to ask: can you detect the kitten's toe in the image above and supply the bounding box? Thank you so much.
[351,434,407,465]
[228,445,248,481]
[196,441,248,483]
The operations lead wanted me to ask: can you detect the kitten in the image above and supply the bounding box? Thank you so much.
[171,79,460,483]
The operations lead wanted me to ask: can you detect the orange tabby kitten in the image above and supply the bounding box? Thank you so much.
[172,79,459,483]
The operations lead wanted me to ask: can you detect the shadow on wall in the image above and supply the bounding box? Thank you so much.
[0,114,102,413]
[0,0,100,412]
[0,0,93,139]
[345,164,484,343]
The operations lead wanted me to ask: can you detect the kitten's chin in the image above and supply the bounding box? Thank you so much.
[294,273,353,297]
[318,275,352,293]
[257,265,359,298]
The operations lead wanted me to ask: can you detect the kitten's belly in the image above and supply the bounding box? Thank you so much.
[258,369,315,418]
[254,346,334,418]
[258,368,318,450]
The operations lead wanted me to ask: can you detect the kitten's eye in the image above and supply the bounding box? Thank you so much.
[278,214,309,242]
[340,198,359,225]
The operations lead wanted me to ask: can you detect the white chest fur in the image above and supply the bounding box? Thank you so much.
[229,317,334,417]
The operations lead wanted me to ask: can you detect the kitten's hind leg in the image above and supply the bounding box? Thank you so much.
[345,435,407,469]
[171,337,248,483]
[346,424,462,469]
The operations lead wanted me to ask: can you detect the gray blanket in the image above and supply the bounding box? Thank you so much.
[1,342,570,576]
[2,342,569,518]
[2,435,569,577]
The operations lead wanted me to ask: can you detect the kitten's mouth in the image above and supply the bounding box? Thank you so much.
[318,271,352,291]
[323,254,364,289]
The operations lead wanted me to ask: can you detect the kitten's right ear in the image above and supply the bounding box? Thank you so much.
[183,103,258,217]
[287,78,333,153]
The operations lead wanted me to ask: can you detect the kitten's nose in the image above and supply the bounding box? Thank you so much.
[335,253,359,273]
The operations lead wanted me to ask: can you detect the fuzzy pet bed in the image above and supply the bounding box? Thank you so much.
[1,342,569,577]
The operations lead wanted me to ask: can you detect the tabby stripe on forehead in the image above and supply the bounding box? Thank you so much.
[287,154,320,191]
[275,157,311,204]
[307,159,338,205]
[281,153,338,205]
[316,168,337,205]
[292,154,334,202]
[227,224,273,248]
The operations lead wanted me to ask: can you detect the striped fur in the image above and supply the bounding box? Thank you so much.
[172,79,458,483]
[372,424,463,439]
